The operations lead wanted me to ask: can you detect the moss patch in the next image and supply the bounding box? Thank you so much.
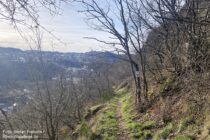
[173,135,194,140]
[120,92,155,139]
[93,97,119,140]
[73,121,93,140]
[155,123,174,140]
[178,116,195,132]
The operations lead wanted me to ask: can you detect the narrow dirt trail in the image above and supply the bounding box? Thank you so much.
[116,100,130,140]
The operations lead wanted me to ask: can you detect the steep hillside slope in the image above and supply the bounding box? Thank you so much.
[68,84,210,140]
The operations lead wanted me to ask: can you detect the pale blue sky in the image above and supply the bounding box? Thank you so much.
[0,2,113,52]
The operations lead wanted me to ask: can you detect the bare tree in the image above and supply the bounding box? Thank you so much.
[141,0,210,73]
[77,0,153,110]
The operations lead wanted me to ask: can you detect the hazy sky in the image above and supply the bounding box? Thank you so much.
[0,2,112,53]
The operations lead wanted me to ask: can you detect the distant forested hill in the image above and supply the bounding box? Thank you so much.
[0,47,120,87]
